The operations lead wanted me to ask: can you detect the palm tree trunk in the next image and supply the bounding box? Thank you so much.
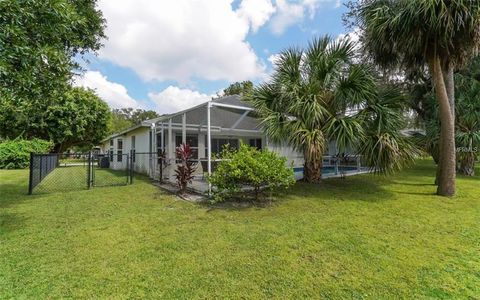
[459,154,475,176]
[429,56,456,196]
[303,148,322,183]
[459,139,475,176]
[435,64,455,185]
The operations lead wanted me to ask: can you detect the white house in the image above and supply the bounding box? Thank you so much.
[99,95,357,184]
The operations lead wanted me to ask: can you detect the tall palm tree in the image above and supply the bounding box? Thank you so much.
[350,0,480,196]
[247,36,417,182]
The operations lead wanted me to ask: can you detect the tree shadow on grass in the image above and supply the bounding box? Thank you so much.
[281,175,397,203]
[0,211,29,235]
[0,182,45,234]
[391,181,436,186]
[204,174,398,211]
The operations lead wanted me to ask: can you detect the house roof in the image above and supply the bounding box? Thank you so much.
[100,122,152,143]
[100,95,259,143]
[152,95,260,131]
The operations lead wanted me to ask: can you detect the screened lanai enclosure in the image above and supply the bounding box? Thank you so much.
[128,96,366,192]
[146,96,301,191]
[94,95,369,195]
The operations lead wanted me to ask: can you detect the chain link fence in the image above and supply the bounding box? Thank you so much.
[28,153,133,194]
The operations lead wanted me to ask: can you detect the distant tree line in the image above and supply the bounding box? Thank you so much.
[109,108,160,134]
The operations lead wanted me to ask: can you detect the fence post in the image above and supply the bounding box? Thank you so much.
[334,157,339,175]
[28,152,34,195]
[129,150,134,184]
[87,152,92,189]
[159,157,163,183]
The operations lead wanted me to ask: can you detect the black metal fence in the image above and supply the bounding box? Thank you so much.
[28,153,59,194]
[28,152,133,194]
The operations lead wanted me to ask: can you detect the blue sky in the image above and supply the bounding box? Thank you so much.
[75,0,350,113]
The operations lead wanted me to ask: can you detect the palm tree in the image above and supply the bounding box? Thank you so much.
[247,36,417,182]
[410,58,480,176]
[358,86,420,175]
[454,68,480,176]
[456,101,480,176]
[350,0,480,196]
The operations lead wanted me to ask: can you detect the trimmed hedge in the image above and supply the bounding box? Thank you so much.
[0,139,53,169]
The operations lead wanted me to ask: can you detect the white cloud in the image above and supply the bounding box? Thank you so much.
[269,0,340,35]
[97,0,343,84]
[74,71,140,109]
[267,53,281,66]
[148,86,215,114]
[237,0,276,32]
[98,0,266,84]
[337,27,361,44]
[270,0,305,35]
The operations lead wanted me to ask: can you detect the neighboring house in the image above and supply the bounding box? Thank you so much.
[99,95,352,181]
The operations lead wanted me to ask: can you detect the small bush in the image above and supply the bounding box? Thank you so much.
[207,143,295,202]
[0,139,53,169]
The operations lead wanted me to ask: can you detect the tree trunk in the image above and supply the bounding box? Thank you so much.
[429,56,456,197]
[303,154,322,183]
[435,64,455,185]
[459,153,475,176]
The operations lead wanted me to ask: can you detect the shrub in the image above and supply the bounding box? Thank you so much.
[0,138,53,169]
[175,143,197,193]
[207,143,295,202]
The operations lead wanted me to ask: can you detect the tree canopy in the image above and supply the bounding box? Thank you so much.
[347,0,480,196]
[109,108,160,134]
[247,35,417,182]
[221,81,254,96]
[0,0,106,150]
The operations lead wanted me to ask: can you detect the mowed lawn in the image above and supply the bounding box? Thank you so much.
[0,160,479,299]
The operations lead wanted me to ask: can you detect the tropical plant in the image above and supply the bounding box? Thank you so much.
[175,144,197,193]
[207,144,295,202]
[247,35,415,182]
[348,0,480,196]
[408,56,480,176]
[455,65,480,176]
[358,87,421,174]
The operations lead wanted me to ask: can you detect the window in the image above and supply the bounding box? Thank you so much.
[117,139,123,162]
[175,134,198,159]
[206,137,239,155]
[109,149,113,162]
[109,139,114,146]
[249,138,262,150]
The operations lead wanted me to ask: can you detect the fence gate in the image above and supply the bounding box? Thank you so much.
[28,152,133,195]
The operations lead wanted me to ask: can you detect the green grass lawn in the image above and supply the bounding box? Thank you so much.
[1,160,479,299]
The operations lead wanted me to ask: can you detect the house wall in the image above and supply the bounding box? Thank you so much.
[99,124,358,181]
[266,142,304,169]
[100,127,152,174]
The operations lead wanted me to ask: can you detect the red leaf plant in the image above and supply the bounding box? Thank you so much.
[175,143,197,193]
